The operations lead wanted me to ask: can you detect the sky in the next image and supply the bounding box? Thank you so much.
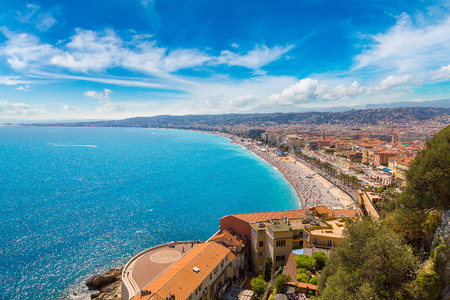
[1,0,450,122]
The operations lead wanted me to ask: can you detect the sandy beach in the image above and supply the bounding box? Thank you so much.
[221,134,355,210]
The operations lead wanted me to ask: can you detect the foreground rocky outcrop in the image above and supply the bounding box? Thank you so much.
[86,267,123,300]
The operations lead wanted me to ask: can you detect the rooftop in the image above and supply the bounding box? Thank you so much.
[268,223,291,233]
[308,219,347,238]
[133,242,230,300]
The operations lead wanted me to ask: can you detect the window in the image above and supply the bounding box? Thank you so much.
[314,238,319,246]
[258,252,263,258]
[326,240,333,247]
[276,240,286,247]
[259,231,263,237]
[259,241,263,247]
[275,255,286,262]
[305,233,309,241]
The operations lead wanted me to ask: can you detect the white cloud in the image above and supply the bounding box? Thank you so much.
[0,75,29,85]
[51,29,121,72]
[1,28,291,77]
[15,85,32,91]
[322,81,365,100]
[196,94,260,112]
[0,27,59,70]
[62,104,79,112]
[164,49,211,72]
[215,45,294,69]
[355,14,450,73]
[369,74,417,92]
[16,4,56,31]
[263,78,327,106]
[84,88,113,101]
[432,64,450,80]
[83,89,125,113]
[0,100,40,116]
[35,13,56,31]
[261,74,418,108]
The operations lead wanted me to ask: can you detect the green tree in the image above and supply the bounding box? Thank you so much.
[389,125,450,251]
[318,218,416,300]
[294,254,316,271]
[312,251,327,270]
[402,125,450,212]
[263,257,273,282]
[297,272,311,283]
[251,275,267,299]
[309,276,319,285]
[273,274,290,292]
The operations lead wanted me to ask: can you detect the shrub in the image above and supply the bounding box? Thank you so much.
[251,275,267,299]
[309,276,319,285]
[295,254,316,271]
[312,251,328,270]
[297,272,311,283]
[274,274,290,292]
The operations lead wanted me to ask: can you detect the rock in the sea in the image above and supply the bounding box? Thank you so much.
[86,268,122,290]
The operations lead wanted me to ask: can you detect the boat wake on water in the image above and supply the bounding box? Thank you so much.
[49,143,98,148]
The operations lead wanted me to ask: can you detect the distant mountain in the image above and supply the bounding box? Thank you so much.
[366,99,450,109]
[34,106,450,128]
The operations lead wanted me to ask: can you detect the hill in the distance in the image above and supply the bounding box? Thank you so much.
[38,106,450,128]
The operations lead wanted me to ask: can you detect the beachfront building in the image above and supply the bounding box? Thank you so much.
[130,242,232,300]
[219,207,359,272]
[208,229,249,279]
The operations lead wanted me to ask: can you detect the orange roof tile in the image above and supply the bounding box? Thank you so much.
[226,209,308,223]
[296,282,319,290]
[133,242,230,300]
[329,209,359,218]
[313,206,330,215]
[209,229,247,251]
[282,253,298,282]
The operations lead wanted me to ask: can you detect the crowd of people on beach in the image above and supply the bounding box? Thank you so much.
[241,142,349,209]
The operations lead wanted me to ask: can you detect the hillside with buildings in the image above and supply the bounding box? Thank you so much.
[34,107,449,128]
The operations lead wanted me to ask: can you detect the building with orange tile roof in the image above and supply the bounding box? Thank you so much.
[220,207,358,272]
[209,229,249,278]
[132,242,231,300]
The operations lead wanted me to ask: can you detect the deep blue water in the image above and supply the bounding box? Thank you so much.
[0,127,298,299]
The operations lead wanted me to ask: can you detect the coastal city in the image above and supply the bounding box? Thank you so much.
[1,1,450,299]
[82,109,449,300]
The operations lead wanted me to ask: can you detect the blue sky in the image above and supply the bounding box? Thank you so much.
[1,0,450,121]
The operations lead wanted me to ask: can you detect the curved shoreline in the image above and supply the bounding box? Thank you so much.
[210,131,354,209]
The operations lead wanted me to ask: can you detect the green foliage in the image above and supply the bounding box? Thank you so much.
[297,267,308,275]
[377,186,386,194]
[309,276,319,285]
[319,218,416,300]
[387,126,450,251]
[251,275,267,299]
[263,257,273,282]
[278,143,289,152]
[411,261,442,300]
[297,272,311,283]
[268,288,277,300]
[274,274,290,292]
[295,254,316,271]
[403,125,450,212]
[312,251,328,270]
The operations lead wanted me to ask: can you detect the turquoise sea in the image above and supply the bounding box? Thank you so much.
[0,127,298,299]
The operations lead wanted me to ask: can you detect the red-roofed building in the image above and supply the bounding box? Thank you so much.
[219,207,358,272]
[209,229,249,278]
